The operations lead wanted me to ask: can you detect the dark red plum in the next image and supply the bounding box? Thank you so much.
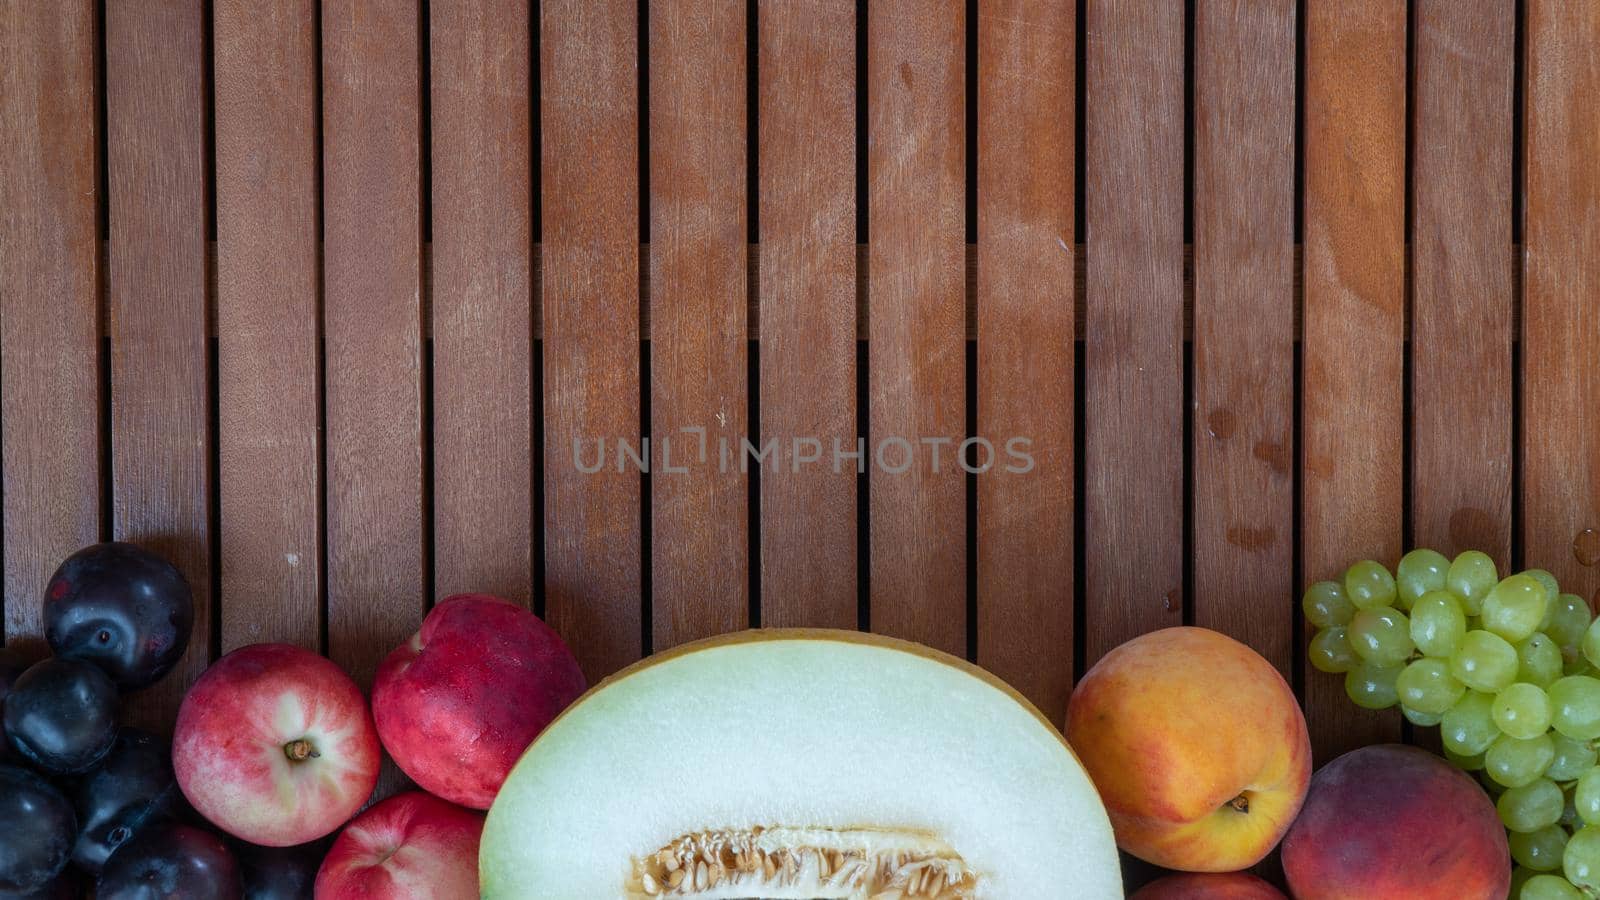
[44,542,193,690]
[97,823,241,900]
[0,766,75,895]
[236,840,322,900]
[72,728,182,872]
[4,658,118,775]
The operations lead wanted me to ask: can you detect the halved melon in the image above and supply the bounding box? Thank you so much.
[480,629,1122,899]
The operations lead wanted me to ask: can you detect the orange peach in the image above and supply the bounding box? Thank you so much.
[1130,872,1287,899]
[1066,627,1311,871]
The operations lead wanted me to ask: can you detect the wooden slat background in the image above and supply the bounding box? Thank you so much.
[4,0,1600,886]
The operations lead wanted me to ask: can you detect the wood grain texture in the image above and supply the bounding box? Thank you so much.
[105,0,210,730]
[867,2,965,657]
[975,0,1075,720]
[756,0,857,628]
[1412,0,1513,569]
[1525,1,1600,606]
[1083,0,1184,664]
[431,0,533,607]
[1192,0,1295,677]
[0,0,102,651]
[648,0,748,650]
[542,0,642,679]
[215,0,321,651]
[1302,0,1406,760]
[322,0,424,689]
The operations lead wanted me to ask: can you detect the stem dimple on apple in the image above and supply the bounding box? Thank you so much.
[283,739,319,762]
[1227,793,1251,815]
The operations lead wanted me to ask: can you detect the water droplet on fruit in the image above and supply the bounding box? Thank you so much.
[1575,529,1600,567]
[1206,409,1236,440]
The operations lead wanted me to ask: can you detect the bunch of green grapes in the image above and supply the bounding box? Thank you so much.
[1306,549,1600,900]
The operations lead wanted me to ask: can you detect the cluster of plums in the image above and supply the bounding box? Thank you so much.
[1,543,319,898]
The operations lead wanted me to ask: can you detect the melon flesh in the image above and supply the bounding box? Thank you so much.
[480,630,1123,899]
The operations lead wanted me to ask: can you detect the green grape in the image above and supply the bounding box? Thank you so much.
[1523,874,1586,900]
[1303,580,1355,629]
[1487,733,1557,788]
[1452,630,1520,693]
[1401,704,1442,727]
[1512,825,1570,871]
[1309,627,1357,674]
[1551,676,1600,741]
[1448,550,1500,616]
[1566,826,1600,893]
[1527,568,1563,622]
[1411,590,1468,658]
[1567,652,1595,678]
[1497,683,1556,739]
[1344,660,1403,710]
[1512,866,1537,900]
[1577,769,1600,825]
[1349,607,1413,666]
[1582,617,1600,671]
[1345,560,1397,610]
[1396,548,1450,610]
[1443,690,1502,756]
[1501,778,1567,833]
[1522,633,1567,688]
[1486,574,1553,643]
[1550,593,1595,650]
[1444,747,1486,770]
[1548,733,1598,782]
[1565,787,1583,828]
[1396,658,1464,715]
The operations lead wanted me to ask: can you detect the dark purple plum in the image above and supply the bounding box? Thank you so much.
[0,766,75,895]
[0,649,23,765]
[236,840,322,900]
[0,868,79,900]
[72,728,182,872]
[4,658,118,775]
[44,542,193,690]
[97,823,241,900]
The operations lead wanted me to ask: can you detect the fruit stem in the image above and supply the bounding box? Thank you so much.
[283,739,319,762]
[1226,793,1250,814]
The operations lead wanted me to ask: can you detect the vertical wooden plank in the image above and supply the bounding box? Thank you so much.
[649,1,747,650]
[757,0,856,628]
[1525,1,1600,607]
[215,0,320,651]
[432,0,533,605]
[0,0,102,649]
[1412,0,1513,568]
[867,2,965,657]
[542,0,641,678]
[323,0,424,689]
[1193,0,1295,676]
[975,0,1075,720]
[1302,0,1406,760]
[106,0,210,731]
[1084,0,1184,663]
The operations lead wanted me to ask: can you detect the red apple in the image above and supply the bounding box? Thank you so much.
[1130,872,1287,899]
[372,594,585,809]
[173,643,380,846]
[1282,744,1508,899]
[315,791,483,900]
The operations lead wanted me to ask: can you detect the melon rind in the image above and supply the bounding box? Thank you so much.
[480,629,1123,899]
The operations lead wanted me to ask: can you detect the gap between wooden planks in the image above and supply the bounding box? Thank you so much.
[162,240,1529,342]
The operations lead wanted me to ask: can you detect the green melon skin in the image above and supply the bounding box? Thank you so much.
[480,629,1124,899]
